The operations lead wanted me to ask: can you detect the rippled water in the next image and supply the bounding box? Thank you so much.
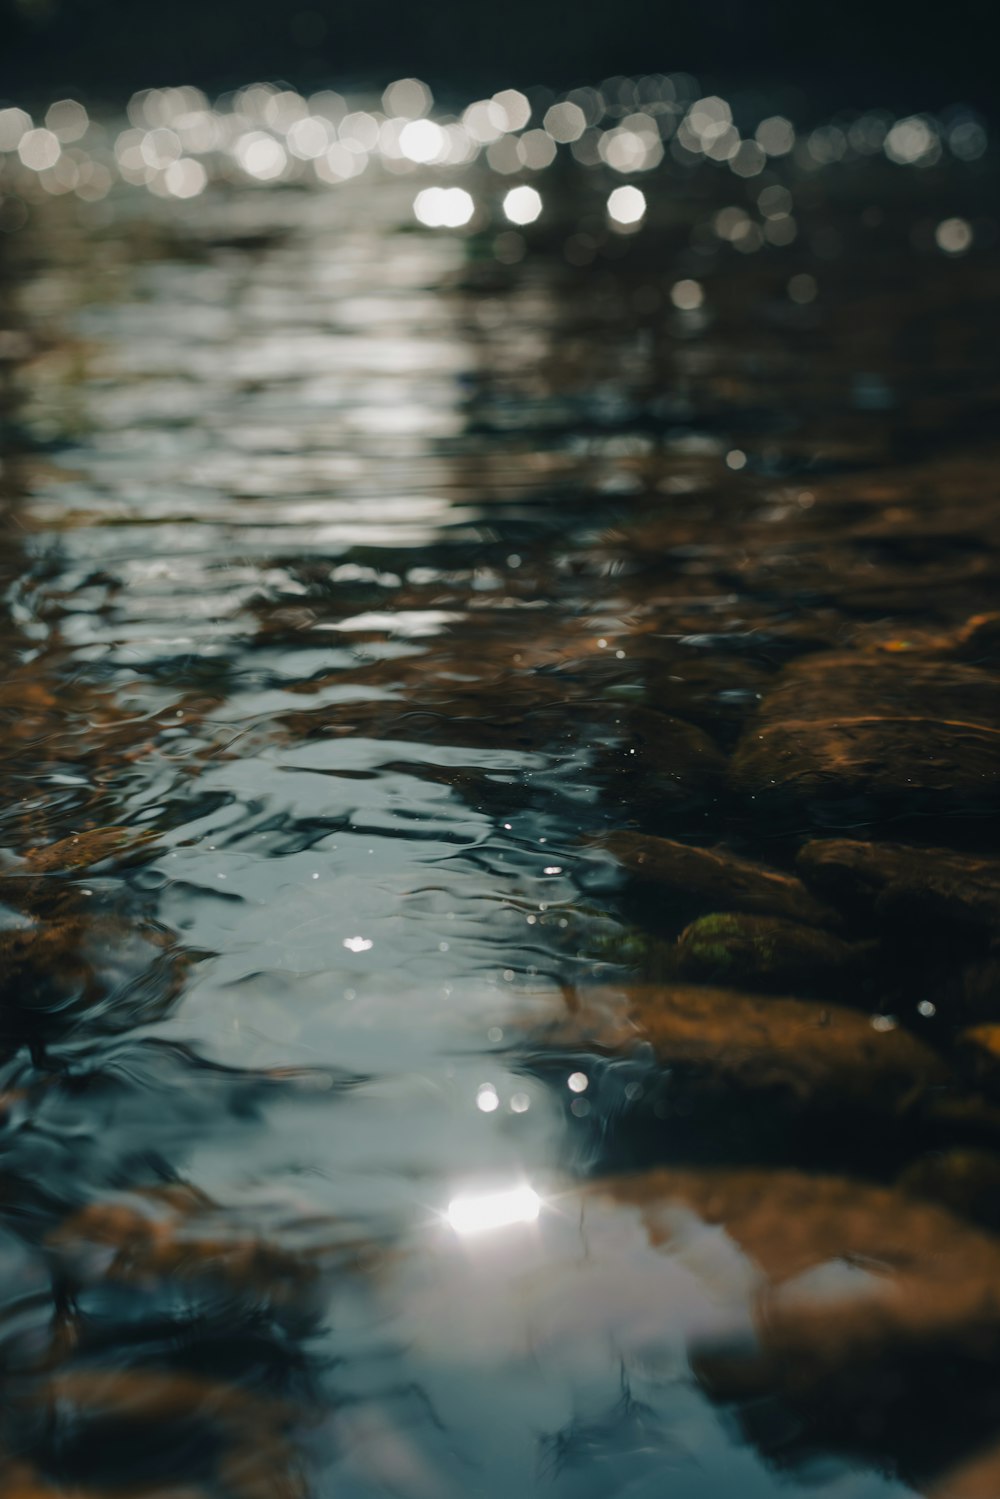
[0,148,998,1498]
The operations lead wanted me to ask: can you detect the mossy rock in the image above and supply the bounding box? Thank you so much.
[675,912,868,995]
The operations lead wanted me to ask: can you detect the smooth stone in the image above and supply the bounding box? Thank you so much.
[732,716,1000,818]
[731,653,1000,821]
[954,612,1000,668]
[798,838,1000,935]
[562,982,950,1116]
[755,655,1000,730]
[600,831,838,928]
[593,1165,1000,1424]
[898,1148,1000,1232]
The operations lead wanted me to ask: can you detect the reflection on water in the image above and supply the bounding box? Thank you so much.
[0,96,998,1499]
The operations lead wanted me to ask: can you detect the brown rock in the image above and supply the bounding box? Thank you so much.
[957,1026,1000,1092]
[568,982,949,1115]
[596,1165,1000,1397]
[755,655,1000,730]
[731,653,1000,820]
[954,612,1000,668]
[930,1442,1000,1498]
[20,826,156,875]
[733,718,1000,814]
[798,838,1000,935]
[600,831,837,928]
[898,1148,1000,1231]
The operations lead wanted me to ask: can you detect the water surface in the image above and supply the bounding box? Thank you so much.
[1,137,998,1498]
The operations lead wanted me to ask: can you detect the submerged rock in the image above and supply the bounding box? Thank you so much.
[957,1026,1000,1094]
[590,1163,1000,1475]
[754,655,1000,730]
[731,653,1000,825]
[798,838,1000,936]
[674,912,868,995]
[733,719,1000,824]
[931,1442,1000,1498]
[595,707,726,819]
[564,981,949,1116]
[20,826,157,875]
[898,1147,1000,1232]
[600,831,838,928]
[954,612,1000,668]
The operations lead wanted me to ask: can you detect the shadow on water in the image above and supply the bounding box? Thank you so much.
[0,139,999,1499]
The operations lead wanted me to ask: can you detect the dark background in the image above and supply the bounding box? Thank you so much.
[0,0,992,116]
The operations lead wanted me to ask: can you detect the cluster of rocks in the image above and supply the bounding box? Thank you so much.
[546,609,1000,1494]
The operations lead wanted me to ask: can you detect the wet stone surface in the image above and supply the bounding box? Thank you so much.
[0,129,998,1499]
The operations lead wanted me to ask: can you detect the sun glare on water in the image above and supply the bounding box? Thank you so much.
[446,1185,542,1236]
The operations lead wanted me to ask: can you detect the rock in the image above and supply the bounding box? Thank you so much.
[898,1148,1000,1232]
[599,831,838,928]
[643,655,773,735]
[957,956,1000,1020]
[732,718,1000,823]
[594,707,726,818]
[0,915,190,1049]
[931,1442,1000,1498]
[954,612,1000,668]
[20,826,155,875]
[957,1026,1000,1094]
[594,1165,1000,1434]
[674,912,869,996]
[731,653,1000,825]
[731,716,995,821]
[48,1183,330,1317]
[565,982,950,1116]
[798,839,1000,936]
[755,655,1000,730]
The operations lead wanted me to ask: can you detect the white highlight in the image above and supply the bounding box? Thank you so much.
[399,118,446,163]
[446,1185,541,1235]
[413,186,475,228]
[502,184,542,225]
[607,185,646,225]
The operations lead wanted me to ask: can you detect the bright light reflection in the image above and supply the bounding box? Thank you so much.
[493,89,531,132]
[413,186,474,228]
[607,184,646,225]
[18,127,61,171]
[399,118,446,163]
[446,1185,541,1236]
[503,184,542,224]
[475,1082,499,1112]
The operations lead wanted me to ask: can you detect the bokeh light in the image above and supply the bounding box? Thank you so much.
[382,77,432,119]
[18,128,62,170]
[45,99,89,142]
[935,217,973,254]
[399,118,447,163]
[446,1185,540,1235]
[607,184,646,224]
[670,277,704,310]
[502,184,542,224]
[413,186,475,227]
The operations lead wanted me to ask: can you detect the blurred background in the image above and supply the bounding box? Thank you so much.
[0,0,993,114]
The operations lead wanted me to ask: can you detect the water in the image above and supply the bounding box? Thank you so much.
[0,134,998,1498]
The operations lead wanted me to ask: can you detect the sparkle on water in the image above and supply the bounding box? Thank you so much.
[446,1184,542,1235]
